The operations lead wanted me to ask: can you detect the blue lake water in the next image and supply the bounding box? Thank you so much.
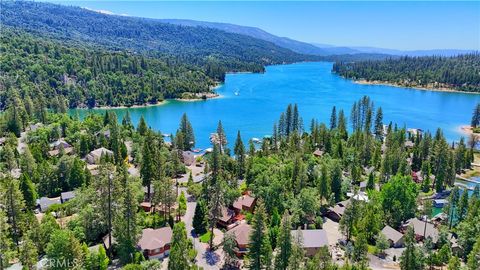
[72,62,480,149]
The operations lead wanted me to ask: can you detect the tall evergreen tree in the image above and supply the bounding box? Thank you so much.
[168,222,190,270]
[274,212,292,270]
[400,227,425,270]
[248,201,271,270]
[330,106,337,130]
[234,131,246,179]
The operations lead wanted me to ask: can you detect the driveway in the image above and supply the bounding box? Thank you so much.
[182,191,224,269]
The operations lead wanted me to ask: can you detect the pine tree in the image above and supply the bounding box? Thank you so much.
[248,201,270,270]
[193,200,208,235]
[19,235,38,270]
[274,212,292,270]
[288,229,305,270]
[114,176,140,264]
[400,227,424,270]
[217,120,227,153]
[0,209,14,269]
[137,115,148,136]
[179,113,195,150]
[234,131,246,179]
[318,164,330,203]
[330,160,343,202]
[223,232,239,269]
[337,109,348,140]
[330,106,337,130]
[168,222,190,270]
[2,177,26,249]
[374,107,384,141]
[19,173,37,209]
[471,103,480,128]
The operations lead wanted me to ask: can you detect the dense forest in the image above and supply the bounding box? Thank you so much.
[332,54,480,92]
[0,1,313,81]
[0,28,215,109]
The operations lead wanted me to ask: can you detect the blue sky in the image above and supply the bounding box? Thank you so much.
[49,1,479,50]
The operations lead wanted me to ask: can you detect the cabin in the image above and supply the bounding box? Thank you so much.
[49,139,72,150]
[381,225,405,248]
[232,194,256,213]
[137,227,173,259]
[326,200,349,222]
[60,191,75,203]
[86,147,114,164]
[291,229,329,257]
[217,206,236,228]
[140,202,152,213]
[403,218,439,244]
[38,197,62,213]
[28,123,43,132]
[228,223,252,257]
[182,151,195,166]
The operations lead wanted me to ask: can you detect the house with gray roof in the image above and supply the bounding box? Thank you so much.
[291,229,329,257]
[86,147,113,164]
[381,225,405,248]
[61,191,76,203]
[38,196,61,212]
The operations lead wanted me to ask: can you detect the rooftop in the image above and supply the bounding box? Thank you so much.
[291,229,329,248]
[137,227,173,250]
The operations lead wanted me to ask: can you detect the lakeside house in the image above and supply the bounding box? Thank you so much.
[380,225,405,248]
[38,197,62,212]
[291,229,329,257]
[137,227,173,259]
[403,218,439,244]
[86,147,114,164]
[228,223,252,257]
[95,129,111,139]
[433,199,448,208]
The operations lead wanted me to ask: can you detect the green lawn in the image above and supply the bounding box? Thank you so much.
[199,231,213,243]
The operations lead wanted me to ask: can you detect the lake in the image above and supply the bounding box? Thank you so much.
[72,62,480,149]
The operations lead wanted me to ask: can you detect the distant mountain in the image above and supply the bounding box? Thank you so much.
[0,1,313,81]
[349,47,477,57]
[159,19,333,56]
[159,19,475,58]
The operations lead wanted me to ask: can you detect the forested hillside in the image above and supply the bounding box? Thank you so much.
[0,1,311,81]
[0,28,215,109]
[332,54,480,92]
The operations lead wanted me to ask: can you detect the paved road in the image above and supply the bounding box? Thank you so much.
[181,188,223,269]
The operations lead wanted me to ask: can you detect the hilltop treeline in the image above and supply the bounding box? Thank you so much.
[0,1,311,82]
[0,29,215,109]
[332,54,480,92]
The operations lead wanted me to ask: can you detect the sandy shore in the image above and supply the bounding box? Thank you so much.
[355,80,479,94]
[81,100,169,110]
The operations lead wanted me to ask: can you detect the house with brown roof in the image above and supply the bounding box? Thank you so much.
[137,227,173,259]
[381,225,405,248]
[326,200,349,222]
[403,218,439,244]
[86,147,114,164]
[291,229,329,257]
[228,223,252,257]
[232,194,256,213]
[217,206,236,228]
[182,151,195,166]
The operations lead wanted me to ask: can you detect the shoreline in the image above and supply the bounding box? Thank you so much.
[75,92,222,110]
[354,79,479,94]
